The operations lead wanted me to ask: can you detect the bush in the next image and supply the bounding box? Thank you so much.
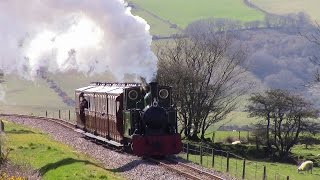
[0,134,9,164]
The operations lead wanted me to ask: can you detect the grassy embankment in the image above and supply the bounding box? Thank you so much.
[1,120,122,180]
[252,0,320,21]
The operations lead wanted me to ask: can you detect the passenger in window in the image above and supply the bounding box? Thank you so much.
[79,93,89,130]
[116,94,124,138]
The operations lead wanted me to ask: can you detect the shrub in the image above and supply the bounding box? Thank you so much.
[0,134,10,164]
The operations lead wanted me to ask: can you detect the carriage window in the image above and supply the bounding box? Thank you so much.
[76,93,80,107]
[96,95,100,112]
[108,96,112,115]
[90,95,94,111]
[112,97,116,115]
[106,95,118,115]
[97,94,102,112]
[116,102,120,113]
[86,96,90,110]
[104,95,108,113]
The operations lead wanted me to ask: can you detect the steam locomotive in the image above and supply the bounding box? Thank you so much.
[75,82,182,156]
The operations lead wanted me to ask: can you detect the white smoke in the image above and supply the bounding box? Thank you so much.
[0,0,157,81]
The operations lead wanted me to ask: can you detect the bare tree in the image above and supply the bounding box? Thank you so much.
[299,20,320,83]
[247,89,319,160]
[157,22,251,140]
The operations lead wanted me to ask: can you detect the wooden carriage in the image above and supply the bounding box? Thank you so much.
[75,82,140,146]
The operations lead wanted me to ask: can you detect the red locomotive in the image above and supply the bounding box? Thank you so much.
[75,82,182,156]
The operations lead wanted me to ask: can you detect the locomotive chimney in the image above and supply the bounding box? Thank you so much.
[149,82,158,102]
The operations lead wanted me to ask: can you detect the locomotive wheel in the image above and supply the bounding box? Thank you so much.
[123,142,133,154]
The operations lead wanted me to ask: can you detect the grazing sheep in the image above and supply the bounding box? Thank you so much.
[298,160,313,174]
[232,140,241,145]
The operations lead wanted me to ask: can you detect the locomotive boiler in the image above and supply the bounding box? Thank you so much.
[75,82,182,156]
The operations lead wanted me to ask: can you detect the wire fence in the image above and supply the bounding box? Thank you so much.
[180,143,292,180]
[25,109,76,123]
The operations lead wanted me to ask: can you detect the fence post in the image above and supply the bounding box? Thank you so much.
[242,159,246,179]
[263,165,267,180]
[187,143,189,161]
[200,145,203,165]
[0,120,4,133]
[212,148,215,167]
[226,152,230,172]
[46,110,47,117]
[238,131,241,140]
[287,176,289,180]
[68,110,71,120]
[0,139,2,159]
[59,110,61,119]
[212,132,215,143]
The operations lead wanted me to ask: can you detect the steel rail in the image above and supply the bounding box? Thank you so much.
[148,157,225,180]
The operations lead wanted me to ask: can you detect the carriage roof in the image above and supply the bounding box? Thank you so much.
[75,82,141,95]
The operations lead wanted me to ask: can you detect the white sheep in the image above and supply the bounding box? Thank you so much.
[297,160,313,174]
[231,140,241,145]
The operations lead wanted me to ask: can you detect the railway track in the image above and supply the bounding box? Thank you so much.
[148,157,225,180]
[1,113,227,180]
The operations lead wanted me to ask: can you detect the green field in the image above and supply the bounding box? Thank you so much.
[1,120,121,180]
[0,73,115,117]
[131,8,179,36]
[130,0,265,34]
[211,111,259,130]
[206,130,251,143]
[0,75,69,115]
[252,0,320,21]
[180,153,320,180]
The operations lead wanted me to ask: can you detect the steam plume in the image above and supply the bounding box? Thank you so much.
[0,0,157,81]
